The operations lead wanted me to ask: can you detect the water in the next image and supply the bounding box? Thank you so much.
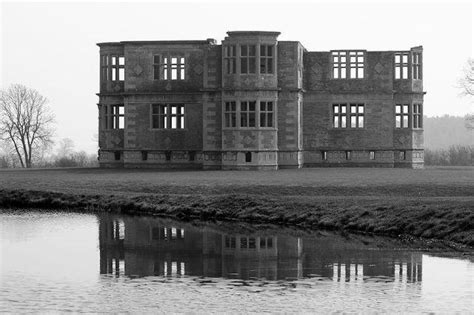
[1,210,473,313]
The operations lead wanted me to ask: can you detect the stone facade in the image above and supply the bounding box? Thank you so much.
[97,31,425,169]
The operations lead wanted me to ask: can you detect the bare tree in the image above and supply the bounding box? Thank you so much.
[458,58,474,129]
[0,84,55,168]
[459,58,474,97]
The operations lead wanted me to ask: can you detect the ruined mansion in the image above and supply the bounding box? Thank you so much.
[97,31,424,169]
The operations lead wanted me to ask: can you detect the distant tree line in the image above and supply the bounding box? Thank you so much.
[0,137,98,168]
[424,145,473,166]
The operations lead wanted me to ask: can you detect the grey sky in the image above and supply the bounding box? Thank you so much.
[1,1,473,153]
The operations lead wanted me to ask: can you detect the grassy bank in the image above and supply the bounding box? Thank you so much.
[0,167,473,246]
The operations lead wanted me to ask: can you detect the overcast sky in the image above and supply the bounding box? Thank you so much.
[1,0,473,153]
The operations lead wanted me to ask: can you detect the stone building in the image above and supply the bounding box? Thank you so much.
[97,31,424,169]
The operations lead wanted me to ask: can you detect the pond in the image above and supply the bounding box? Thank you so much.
[0,210,472,313]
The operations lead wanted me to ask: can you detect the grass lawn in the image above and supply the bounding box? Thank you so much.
[0,166,473,246]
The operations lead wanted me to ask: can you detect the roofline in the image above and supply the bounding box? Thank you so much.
[97,39,217,47]
[226,31,281,36]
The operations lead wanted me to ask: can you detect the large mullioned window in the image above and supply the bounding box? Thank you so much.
[259,101,274,127]
[332,103,364,128]
[260,45,274,74]
[154,56,185,80]
[151,104,185,129]
[240,45,256,74]
[240,101,256,127]
[332,51,365,79]
[104,104,124,130]
[413,104,422,128]
[333,104,347,128]
[223,100,275,128]
[412,53,422,80]
[224,101,237,127]
[349,104,365,128]
[394,53,409,79]
[395,104,409,128]
[224,45,236,74]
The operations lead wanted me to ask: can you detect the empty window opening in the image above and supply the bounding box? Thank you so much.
[224,101,237,127]
[151,104,185,129]
[165,151,172,161]
[412,53,422,80]
[395,104,409,128]
[188,151,196,161]
[260,101,274,127]
[260,45,274,74]
[245,152,252,162]
[114,151,121,161]
[394,53,409,79]
[350,104,365,128]
[105,104,124,130]
[224,45,236,74]
[160,56,185,80]
[399,150,406,160]
[240,45,256,74]
[332,51,347,79]
[322,151,328,160]
[240,237,248,248]
[413,104,422,128]
[240,101,256,127]
[369,151,375,160]
[345,151,352,160]
[333,104,347,128]
[141,151,148,161]
[110,55,125,82]
[349,51,364,78]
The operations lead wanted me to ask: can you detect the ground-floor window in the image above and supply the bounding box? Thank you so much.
[332,103,364,128]
[151,104,185,129]
[104,104,124,130]
[223,100,275,128]
[395,104,409,128]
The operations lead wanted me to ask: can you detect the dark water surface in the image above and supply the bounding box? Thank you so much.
[1,210,473,313]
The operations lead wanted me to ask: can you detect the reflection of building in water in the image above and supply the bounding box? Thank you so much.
[98,214,422,282]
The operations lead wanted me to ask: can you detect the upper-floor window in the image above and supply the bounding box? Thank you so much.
[332,103,364,128]
[224,45,236,74]
[111,56,125,81]
[153,55,160,80]
[260,101,274,127]
[349,52,364,79]
[156,56,185,80]
[332,51,347,79]
[412,53,422,80]
[333,104,347,128]
[413,104,422,128]
[100,55,108,82]
[240,45,256,74]
[394,53,409,79]
[151,104,185,129]
[260,45,274,74]
[104,104,124,130]
[332,51,365,79]
[240,101,256,127]
[349,103,365,128]
[395,104,409,128]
